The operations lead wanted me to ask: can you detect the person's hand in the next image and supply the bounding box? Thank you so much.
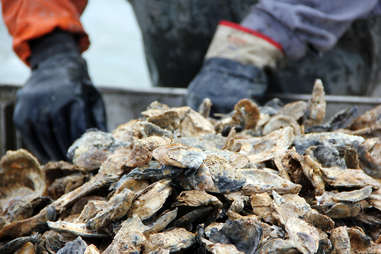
[187,57,267,114]
[13,30,107,162]
[187,21,284,114]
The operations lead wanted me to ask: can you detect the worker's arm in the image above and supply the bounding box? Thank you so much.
[1,0,107,162]
[187,0,381,114]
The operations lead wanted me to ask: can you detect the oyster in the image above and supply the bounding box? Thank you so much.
[130,179,172,220]
[145,208,178,234]
[171,206,215,230]
[47,221,107,238]
[348,227,371,251]
[320,167,380,188]
[278,101,308,121]
[14,242,35,254]
[332,186,373,203]
[242,169,301,195]
[200,216,262,254]
[56,237,87,254]
[142,103,214,136]
[198,98,212,118]
[285,217,320,254]
[38,230,75,253]
[84,244,100,254]
[225,192,249,213]
[145,228,195,253]
[153,144,206,169]
[103,216,149,253]
[175,190,222,208]
[48,173,88,200]
[251,193,274,223]
[87,188,136,231]
[351,104,381,130]
[258,238,298,254]
[293,132,364,155]
[0,150,46,223]
[330,226,351,254]
[231,99,260,130]
[263,115,302,136]
[0,233,39,254]
[67,130,128,170]
[236,127,295,164]
[304,79,326,127]
[306,106,358,133]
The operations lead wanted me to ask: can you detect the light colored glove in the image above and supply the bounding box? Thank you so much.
[205,21,284,68]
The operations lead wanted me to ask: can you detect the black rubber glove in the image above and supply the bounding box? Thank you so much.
[13,30,107,162]
[186,57,268,114]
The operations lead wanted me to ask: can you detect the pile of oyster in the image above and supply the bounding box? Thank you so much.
[2,80,381,253]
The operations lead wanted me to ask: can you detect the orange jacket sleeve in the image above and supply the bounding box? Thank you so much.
[1,0,89,65]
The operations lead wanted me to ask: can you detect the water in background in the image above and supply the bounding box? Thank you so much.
[0,0,151,88]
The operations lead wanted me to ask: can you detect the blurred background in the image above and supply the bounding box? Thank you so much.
[0,0,151,88]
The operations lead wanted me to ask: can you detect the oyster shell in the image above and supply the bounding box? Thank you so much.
[285,217,320,254]
[237,127,295,165]
[103,216,149,253]
[306,106,358,133]
[320,167,380,188]
[0,233,39,254]
[87,188,136,231]
[201,216,262,254]
[38,230,75,253]
[145,228,195,253]
[258,238,298,254]
[176,190,222,208]
[198,98,212,118]
[153,144,206,169]
[56,237,87,254]
[278,101,308,121]
[130,179,172,220]
[293,132,364,155]
[304,79,326,127]
[48,173,88,200]
[251,193,274,223]
[332,186,373,203]
[145,208,178,234]
[142,104,214,136]
[330,226,351,254]
[67,130,128,170]
[225,192,249,213]
[84,244,100,254]
[351,104,381,130]
[0,150,46,223]
[242,169,301,195]
[231,99,260,130]
[263,115,302,136]
[47,221,107,238]
[14,242,35,254]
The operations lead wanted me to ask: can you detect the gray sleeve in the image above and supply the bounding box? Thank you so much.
[241,0,381,59]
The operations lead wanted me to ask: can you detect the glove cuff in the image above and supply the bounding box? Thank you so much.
[206,21,284,68]
[29,30,81,69]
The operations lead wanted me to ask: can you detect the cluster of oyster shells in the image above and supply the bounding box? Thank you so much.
[1,80,381,253]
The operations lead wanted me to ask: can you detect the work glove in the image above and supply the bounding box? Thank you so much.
[187,21,284,114]
[13,30,107,162]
